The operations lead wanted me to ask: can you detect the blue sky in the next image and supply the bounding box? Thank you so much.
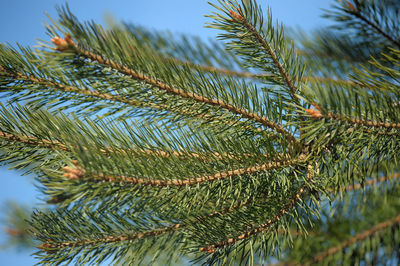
[0,0,332,265]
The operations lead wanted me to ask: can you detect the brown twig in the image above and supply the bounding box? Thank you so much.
[304,76,356,87]
[150,53,357,88]
[163,55,357,88]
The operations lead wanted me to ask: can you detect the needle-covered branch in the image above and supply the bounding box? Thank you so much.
[62,154,305,186]
[64,41,295,143]
[1,0,400,264]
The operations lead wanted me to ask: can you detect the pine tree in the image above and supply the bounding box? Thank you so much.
[1,0,400,264]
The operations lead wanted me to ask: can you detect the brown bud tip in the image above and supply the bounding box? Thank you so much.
[63,166,74,173]
[200,246,216,253]
[51,35,74,51]
[64,34,74,45]
[37,243,49,250]
[72,160,79,166]
[346,1,357,12]
[229,10,244,21]
[63,165,85,179]
[64,173,76,179]
[46,197,61,204]
[305,109,323,119]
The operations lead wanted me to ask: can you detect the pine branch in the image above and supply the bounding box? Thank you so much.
[37,196,256,252]
[37,226,177,251]
[36,192,307,255]
[1,47,271,138]
[343,173,400,192]
[0,130,68,152]
[345,2,400,49]
[0,65,163,110]
[305,107,400,130]
[0,105,265,161]
[198,162,318,254]
[59,41,296,144]
[64,154,306,186]
[155,42,358,89]
[229,10,300,107]
[1,64,250,133]
[199,183,308,253]
[2,1,400,264]
[143,55,356,89]
[304,213,400,264]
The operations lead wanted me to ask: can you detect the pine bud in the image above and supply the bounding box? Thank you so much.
[346,1,357,12]
[63,165,85,179]
[64,34,74,45]
[37,243,50,250]
[51,34,74,51]
[305,109,323,118]
[229,10,244,21]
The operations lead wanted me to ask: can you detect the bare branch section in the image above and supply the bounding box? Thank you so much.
[56,39,296,144]
[305,108,400,130]
[304,213,400,264]
[63,154,306,186]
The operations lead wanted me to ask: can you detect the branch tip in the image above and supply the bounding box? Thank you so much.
[346,1,358,12]
[51,34,74,52]
[229,10,244,21]
[63,165,85,179]
[305,109,323,118]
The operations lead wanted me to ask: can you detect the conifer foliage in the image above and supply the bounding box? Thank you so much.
[1,0,400,264]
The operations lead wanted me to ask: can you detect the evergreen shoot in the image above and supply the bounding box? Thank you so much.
[1,0,400,264]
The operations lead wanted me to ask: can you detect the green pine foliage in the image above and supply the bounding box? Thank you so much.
[1,0,400,264]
